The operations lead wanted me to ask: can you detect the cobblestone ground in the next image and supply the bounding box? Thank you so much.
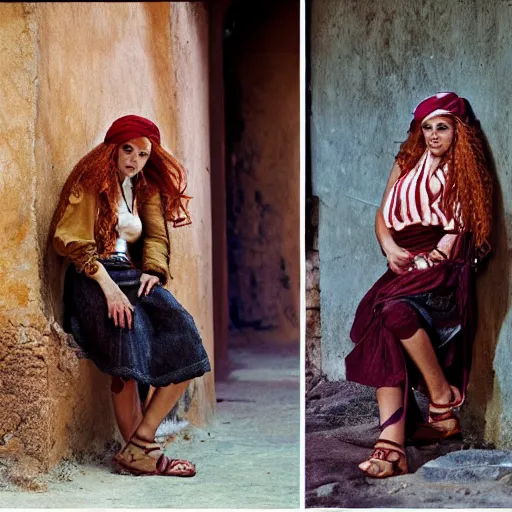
[0,346,300,509]
[306,379,512,508]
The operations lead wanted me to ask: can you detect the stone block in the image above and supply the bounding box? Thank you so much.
[312,230,319,251]
[306,287,320,309]
[306,250,320,271]
[315,482,338,497]
[306,309,321,338]
[306,335,322,372]
[419,449,512,482]
[306,267,320,291]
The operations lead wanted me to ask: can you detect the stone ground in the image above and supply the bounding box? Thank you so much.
[0,345,300,509]
[306,378,512,508]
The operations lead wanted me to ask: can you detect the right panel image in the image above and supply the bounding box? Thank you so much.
[305,0,511,508]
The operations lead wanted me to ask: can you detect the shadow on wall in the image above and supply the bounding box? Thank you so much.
[463,133,510,444]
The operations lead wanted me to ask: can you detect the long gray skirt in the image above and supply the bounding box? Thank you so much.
[63,266,211,387]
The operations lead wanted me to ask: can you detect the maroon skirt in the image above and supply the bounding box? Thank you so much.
[345,225,476,396]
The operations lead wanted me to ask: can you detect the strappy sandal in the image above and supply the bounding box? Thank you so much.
[411,385,463,444]
[358,439,408,478]
[114,436,196,477]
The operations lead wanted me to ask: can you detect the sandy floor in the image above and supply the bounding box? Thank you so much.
[0,346,300,509]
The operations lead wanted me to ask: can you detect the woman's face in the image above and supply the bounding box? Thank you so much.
[117,137,152,179]
[421,115,455,157]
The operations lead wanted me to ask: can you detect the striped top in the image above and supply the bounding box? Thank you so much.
[383,150,458,232]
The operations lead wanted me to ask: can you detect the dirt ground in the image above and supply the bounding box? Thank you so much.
[0,346,300,509]
[306,378,512,508]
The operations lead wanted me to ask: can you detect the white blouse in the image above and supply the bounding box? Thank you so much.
[116,177,142,250]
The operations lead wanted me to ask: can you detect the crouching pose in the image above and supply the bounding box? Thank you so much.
[50,115,210,477]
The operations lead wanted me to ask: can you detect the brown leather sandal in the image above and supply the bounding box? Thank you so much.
[114,436,196,477]
[358,439,408,478]
[411,385,463,444]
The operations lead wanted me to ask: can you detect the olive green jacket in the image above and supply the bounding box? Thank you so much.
[53,187,170,283]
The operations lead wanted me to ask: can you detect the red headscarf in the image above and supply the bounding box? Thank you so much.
[49,115,191,256]
[413,92,474,124]
[104,115,161,145]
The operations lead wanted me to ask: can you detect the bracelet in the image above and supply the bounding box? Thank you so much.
[84,261,99,276]
[432,247,448,260]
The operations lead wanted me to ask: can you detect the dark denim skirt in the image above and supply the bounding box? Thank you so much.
[63,266,211,387]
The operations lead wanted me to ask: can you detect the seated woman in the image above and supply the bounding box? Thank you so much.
[49,115,210,477]
[345,93,493,478]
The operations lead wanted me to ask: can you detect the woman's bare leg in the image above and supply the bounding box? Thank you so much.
[144,385,156,411]
[376,387,405,445]
[111,379,143,442]
[400,328,452,404]
[360,328,455,476]
[134,380,191,441]
[114,380,196,476]
[359,386,406,475]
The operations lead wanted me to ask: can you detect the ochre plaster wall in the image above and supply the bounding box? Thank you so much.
[0,2,214,476]
[167,3,215,426]
[226,0,300,345]
[0,3,52,481]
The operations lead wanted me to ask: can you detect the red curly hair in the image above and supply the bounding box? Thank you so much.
[395,117,493,248]
[49,139,191,258]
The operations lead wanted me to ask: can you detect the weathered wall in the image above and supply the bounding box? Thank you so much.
[306,197,322,379]
[0,1,214,476]
[225,0,300,345]
[0,3,52,483]
[311,0,511,446]
[167,3,215,426]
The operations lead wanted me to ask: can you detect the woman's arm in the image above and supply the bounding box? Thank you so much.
[53,188,134,329]
[138,192,170,285]
[375,161,413,274]
[427,233,458,263]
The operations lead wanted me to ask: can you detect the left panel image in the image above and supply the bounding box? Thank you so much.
[0,2,300,508]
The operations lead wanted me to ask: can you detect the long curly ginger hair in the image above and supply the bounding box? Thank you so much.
[395,117,493,248]
[49,140,191,257]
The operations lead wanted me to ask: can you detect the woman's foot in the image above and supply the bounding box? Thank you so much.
[411,385,463,444]
[359,439,408,478]
[114,433,196,477]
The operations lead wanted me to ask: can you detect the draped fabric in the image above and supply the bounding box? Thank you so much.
[346,227,476,399]
[64,266,211,386]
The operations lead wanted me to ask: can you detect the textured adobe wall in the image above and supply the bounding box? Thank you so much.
[311,0,511,446]
[0,1,214,477]
[0,3,53,482]
[226,0,300,344]
[167,3,215,426]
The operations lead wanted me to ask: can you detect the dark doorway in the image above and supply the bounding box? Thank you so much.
[223,0,300,353]
[210,0,300,378]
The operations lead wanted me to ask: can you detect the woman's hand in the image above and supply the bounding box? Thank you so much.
[138,273,160,297]
[427,248,447,264]
[86,262,134,329]
[375,163,413,275]
[383,242,413,275]
[102,280,134,329]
